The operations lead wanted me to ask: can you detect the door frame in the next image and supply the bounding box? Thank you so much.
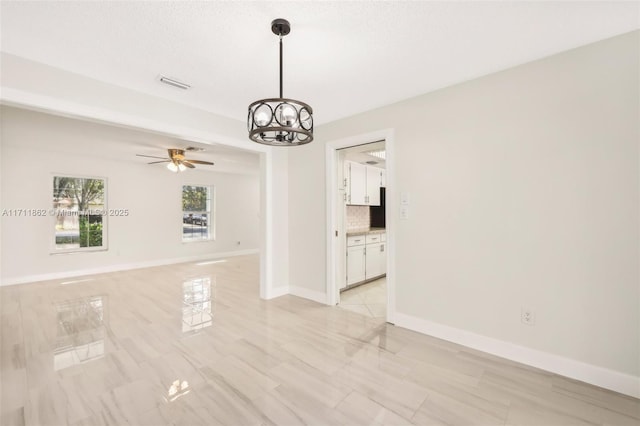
[325,128,396,324]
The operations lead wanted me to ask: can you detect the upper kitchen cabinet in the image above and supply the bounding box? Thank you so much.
[345,160,384,206]
[346,161,367,205]
[366,167,382,205]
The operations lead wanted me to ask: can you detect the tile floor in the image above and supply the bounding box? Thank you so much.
[338,277,387,319]
[1,254,638,425]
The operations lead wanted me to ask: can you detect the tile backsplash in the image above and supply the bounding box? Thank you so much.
[346,205,370,231]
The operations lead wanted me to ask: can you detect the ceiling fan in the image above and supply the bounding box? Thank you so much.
[136,148,214,172]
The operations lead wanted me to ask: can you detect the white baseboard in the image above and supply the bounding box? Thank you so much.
[264,285,290,300]
[289,286,328,305]
[0,249,259,286]
[394,313,640,399]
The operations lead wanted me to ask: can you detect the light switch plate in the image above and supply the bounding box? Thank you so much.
[400,205,409,220]
[401,192,410,205]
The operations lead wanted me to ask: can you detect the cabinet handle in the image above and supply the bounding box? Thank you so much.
[381,244,384,252]
[343,178,347,188]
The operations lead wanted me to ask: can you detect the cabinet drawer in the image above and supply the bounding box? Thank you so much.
[365,234,383,244]
[347,235,366,247]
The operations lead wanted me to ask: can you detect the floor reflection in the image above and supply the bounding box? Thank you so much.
[182,276,214,333]
[54,295,106,370]
[166,379,191,403]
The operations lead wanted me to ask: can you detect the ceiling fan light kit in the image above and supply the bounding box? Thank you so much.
[247,19,314,146]
[167,162,187,173]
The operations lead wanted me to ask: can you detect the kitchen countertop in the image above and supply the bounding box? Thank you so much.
[346,228,386,237]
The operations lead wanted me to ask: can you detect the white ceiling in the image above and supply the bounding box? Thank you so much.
[343,140,386,169]
[1,1,638,172]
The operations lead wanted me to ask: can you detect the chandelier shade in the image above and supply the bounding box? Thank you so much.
[247,19,313,146]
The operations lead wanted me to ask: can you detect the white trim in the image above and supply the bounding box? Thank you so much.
[266,285,290,300]
[325,129,396,323]
[325,144,338,305]
[290,286,329,305]
[0,249,259,287]
[394,312,640,399]
[259,150,273,300]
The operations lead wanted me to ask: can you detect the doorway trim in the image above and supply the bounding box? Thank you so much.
[325,128,395,323]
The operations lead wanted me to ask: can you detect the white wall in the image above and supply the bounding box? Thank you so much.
[288,31,639,393]
[1,106,260,284]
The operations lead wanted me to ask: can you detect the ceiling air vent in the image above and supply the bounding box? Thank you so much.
[366,149,386,160]
[159,76,191,90]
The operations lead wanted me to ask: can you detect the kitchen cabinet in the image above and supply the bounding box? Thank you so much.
[366,167,381,206]
[346,235,366,286]
[345,232,386,288]
[346,246,366,286]
[365,243,385,279]
[346,161,367,205]
[345,160,383,206]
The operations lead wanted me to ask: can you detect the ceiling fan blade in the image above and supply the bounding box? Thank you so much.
[136,154,168,160]
[148,160,170,164]
[182,161,196,169]
[186,159,214,165]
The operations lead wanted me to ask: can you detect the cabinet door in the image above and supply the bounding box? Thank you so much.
[366,167,381,206]
[365,243,384,279]
[347,245,366,285]
[342,160,350,202]
[347,161,367,205]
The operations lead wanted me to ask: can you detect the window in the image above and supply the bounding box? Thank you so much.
[53,176,107,252]
[182,185,213,241]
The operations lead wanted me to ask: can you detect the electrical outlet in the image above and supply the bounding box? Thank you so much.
[521,308,536,326]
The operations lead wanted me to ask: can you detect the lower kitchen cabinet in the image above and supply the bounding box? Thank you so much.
[346,245,366,286]
[365,242,385,278]
[345,233,386,288]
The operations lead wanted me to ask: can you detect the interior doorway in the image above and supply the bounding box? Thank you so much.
[337,142,387,318]
[325,129,395,324]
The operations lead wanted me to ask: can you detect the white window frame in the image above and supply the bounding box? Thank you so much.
[51,174,108,254]
[181,184,215,242]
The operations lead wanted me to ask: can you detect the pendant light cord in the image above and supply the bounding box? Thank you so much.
[279,35,283,98]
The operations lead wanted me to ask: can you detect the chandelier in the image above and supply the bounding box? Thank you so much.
[248,19,313,146]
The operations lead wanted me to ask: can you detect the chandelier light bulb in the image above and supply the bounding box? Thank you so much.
[255,111,270,127]
[280,104,296,126]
